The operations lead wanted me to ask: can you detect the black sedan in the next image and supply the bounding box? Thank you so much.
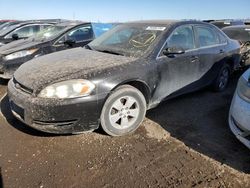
[0,20,59,47]
[210,20,245,29]
[0,21,113,79]
[222,25,250,66]
[8,20,241,136]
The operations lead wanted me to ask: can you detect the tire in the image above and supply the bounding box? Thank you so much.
[100,85,146,136]
[212,64,230,92]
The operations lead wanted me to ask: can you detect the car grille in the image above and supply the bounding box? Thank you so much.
[33,119,77,127]
[13,78,33,95]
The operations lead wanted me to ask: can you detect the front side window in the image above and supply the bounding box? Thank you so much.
[5,25,40,38]
[56,25,94,45]
[167,25,195,50]
[67,25,93,42]
[197,26,220,47]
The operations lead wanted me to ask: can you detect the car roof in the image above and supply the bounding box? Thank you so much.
[126,19,208,26]
[55,21,90,27]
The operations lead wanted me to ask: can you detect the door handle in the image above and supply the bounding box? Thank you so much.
[190,56,199,62]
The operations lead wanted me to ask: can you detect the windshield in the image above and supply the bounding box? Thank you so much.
[88,24,165,57]
[33,25,67,40]
[223,28,250,42]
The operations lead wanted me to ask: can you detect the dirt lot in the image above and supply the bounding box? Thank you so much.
[0,72,250,188]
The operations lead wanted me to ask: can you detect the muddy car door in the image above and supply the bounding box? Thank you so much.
[53,24,94,51]
[153,25,200,101]
[194,25,225,80]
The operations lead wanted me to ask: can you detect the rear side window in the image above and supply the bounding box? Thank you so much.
[167,25,195,50]
[196,26,220,47]
[5,25,40,38]
[218,32,227,44]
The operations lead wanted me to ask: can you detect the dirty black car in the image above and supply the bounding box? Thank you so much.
[8,20,240,136]
[0,20,59,47]
[222,25,250,66]
[210,20,245,29]
[0,21,113,79]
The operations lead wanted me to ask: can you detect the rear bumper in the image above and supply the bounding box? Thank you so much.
[8,79,107,134]
[229,93,250,149]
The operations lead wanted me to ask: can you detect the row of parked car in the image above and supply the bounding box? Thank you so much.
[0,18,250,149]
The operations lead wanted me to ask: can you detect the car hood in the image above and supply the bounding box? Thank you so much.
[14,48,136,92]
[0,38,45,55]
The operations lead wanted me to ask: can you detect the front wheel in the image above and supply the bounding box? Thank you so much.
[212,64,230,92]
[100,85,146,136]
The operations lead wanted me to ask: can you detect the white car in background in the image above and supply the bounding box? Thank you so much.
[229,68,250,149]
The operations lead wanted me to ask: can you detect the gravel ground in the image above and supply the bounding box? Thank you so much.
[0,71,250,188]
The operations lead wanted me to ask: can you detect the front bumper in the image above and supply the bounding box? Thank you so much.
[229,93,250,149]
[7,79,107,134]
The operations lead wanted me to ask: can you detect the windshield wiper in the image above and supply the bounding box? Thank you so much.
[96,49,124,56]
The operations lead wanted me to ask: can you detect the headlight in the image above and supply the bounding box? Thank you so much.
[4,48,38,61]
[38,79,95,99]
[0,42,4,46]
[237,70,250,102]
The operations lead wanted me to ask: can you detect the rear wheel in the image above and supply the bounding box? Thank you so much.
[100,85,146,136]
[212,64,230,92]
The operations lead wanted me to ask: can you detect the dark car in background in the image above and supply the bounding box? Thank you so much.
[211,20,245,29]
[0,20,17,26]
[0,21,23,33]
[0,21,114,79]
[0,20,61,47]
[222,25,250,66]
[8,20,240,136]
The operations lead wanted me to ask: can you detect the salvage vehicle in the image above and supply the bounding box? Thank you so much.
[0,21,114,79]
[222,26,250,66]
[229,68,250,149]
[8,20,240,136]
[210,20,245,29]
[0,20,59,47]
[0,21,23,33]
[0,20,17,26]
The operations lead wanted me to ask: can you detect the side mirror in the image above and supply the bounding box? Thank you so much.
[64,39,76,47]
[12,34,19,40]
[163,47,185,56]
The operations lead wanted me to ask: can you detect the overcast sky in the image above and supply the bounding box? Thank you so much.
[0,0,249,22]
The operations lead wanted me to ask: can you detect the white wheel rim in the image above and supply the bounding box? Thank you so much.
[109,96,140,130]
